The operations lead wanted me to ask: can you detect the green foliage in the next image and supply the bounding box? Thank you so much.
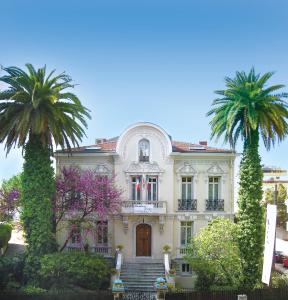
[0,254,25,289]
[21,136,57,281]
[1,174,22,193]
[185,217,243,290]
[270,272,288,288]
[0,223,12,248]
[0,64,91,283]
[39,252,109,290]
[0,173,22,221]
[22,285,47,295]
[207,68,288,150]
[237,132,264,288]
[0,64,91,154]
[264,184,288,228]
[207,69,288,288]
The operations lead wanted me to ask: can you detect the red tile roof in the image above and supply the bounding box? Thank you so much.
[57,137,233,154]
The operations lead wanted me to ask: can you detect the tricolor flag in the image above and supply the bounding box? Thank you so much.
[136,177,141,190]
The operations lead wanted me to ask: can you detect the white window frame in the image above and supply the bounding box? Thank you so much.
[69,225,82,247]
[147,176,158,201]
[180,221,194,247]
[208,176,221,200]
[131,176,142,200]
[181,176,194,200]
[181,263,192,275]
[95,221,108,246]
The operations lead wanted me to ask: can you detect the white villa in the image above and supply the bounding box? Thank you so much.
[55,122,236,289]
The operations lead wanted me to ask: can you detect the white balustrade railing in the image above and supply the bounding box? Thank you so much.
[121,200,167,214]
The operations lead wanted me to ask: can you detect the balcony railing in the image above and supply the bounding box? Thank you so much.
[178,199,197,211]
[205,199,224,211]
[121,200,167,214]
[176,247,194,258]
[66,245,112,256]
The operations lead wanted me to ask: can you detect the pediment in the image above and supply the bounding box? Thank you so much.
[176,162,197,175]
[125,162,164,174]
[207,163,225,175]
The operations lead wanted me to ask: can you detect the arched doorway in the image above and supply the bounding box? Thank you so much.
[136,224,151,256]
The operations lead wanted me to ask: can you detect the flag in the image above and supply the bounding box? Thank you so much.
[142,176,146,190]
[136,177,141,190]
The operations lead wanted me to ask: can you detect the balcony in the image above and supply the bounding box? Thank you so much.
[176,247,195,258]
[205,199,224,211]
[121,200,167,214]
[178,199,197,211]
[66,245,112,257]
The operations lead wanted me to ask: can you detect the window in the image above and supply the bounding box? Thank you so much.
[208,177,220,200]
[131,176,142,200]
[181,263,192,275]
[181,177,193,199]
[147,176,158,201]
[96,221,108,245]
[180,221,193,246]
[70,225,81,245]
[139,139,150,162]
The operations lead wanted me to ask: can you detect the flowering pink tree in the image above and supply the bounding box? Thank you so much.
[0,174,21,221]
[54,166,122,251]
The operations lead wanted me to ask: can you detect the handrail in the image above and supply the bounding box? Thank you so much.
[164,252,170,277]
[115,250,122,280]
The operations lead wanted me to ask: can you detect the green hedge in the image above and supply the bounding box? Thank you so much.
[39,252,109,290]
[0,254,25,289]
[0,223,12,249]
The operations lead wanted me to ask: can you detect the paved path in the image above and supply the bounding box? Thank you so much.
[4,226,26,257]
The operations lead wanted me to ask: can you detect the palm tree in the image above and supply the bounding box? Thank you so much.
[0,64,90,280]
[207,68,288,288]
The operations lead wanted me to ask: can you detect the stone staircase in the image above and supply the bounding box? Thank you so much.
[120,262,165,291]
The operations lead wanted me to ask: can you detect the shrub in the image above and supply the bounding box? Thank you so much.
[271,272,288,288]
[185,217,243,290]
[39,252,109,290]
[22,285,47,295]
[0,254,25,289]
[0,223,12,249]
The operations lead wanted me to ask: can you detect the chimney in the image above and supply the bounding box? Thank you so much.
[199,141,208,146]
[96,138,107,145]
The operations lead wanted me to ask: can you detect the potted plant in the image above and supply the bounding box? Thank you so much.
[163,245,171,253]
[116,245,124,252]
[169,268,176,277]
[110,268,120,284]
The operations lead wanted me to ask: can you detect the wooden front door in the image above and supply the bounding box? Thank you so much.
[136,224,151,256]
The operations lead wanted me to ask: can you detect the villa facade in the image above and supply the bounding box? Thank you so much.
[55,122,236,288]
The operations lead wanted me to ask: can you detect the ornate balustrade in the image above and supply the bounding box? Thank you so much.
[176,247,195,258]
[178,199,197,211]
[66,245,112,256]
[121,200,167,214]
[205,199,224,211]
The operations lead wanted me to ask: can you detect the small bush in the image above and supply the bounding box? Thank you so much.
[22,285,47,295]
[39,252,109,290]
[271,272,288,288]
[0,254,25,289]
[0,223,12,249]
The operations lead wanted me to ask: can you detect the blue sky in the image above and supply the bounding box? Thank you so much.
[1,0,288,180]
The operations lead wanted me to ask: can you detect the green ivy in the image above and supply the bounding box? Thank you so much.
[237,130,264,288]
[21,135,57,282]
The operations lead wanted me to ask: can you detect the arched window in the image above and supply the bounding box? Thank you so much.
[139,139,150,162]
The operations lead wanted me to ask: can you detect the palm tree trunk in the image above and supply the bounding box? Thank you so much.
[21,134,57,282]
[237,129,264,288]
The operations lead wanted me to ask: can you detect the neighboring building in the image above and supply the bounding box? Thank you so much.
[262,166,288,192]
[262,166,288,234]
[55,122,236,288]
